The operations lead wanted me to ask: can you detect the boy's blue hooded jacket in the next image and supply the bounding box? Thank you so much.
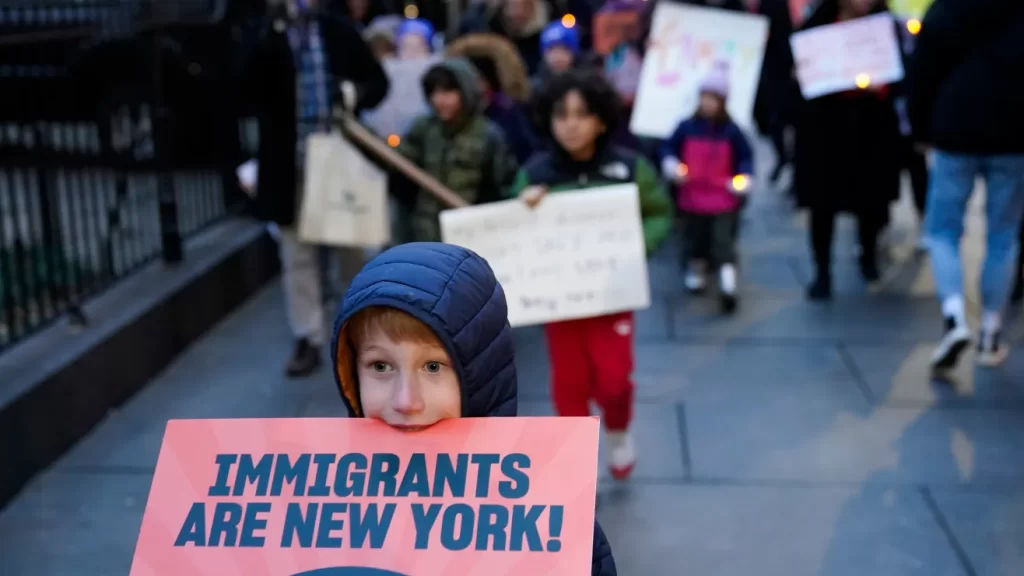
[331,242,617,576]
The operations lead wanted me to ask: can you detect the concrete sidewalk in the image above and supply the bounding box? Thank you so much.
[2,155,1023,575]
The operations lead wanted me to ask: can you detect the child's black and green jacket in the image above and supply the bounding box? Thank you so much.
[506,146,674,255]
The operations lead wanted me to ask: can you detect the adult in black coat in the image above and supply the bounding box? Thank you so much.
[238,0,388,377]
[241,2,389,227]
[749,0,799,184]
[793,0,903,301]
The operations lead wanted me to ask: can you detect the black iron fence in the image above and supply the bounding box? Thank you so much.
[0,0,248,353]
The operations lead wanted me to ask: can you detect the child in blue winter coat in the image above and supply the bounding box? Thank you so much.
[660,63,754,313]
[331,242,618,576]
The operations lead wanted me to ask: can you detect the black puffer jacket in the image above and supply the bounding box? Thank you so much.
[907,0,1024,154]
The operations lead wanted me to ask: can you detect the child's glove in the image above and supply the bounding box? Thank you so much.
[726,174,752,196]
[661,156,688,184]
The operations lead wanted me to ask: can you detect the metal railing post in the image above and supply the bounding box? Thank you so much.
[150,29,183,263]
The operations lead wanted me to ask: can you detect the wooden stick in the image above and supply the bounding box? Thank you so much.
[338,112,469,209]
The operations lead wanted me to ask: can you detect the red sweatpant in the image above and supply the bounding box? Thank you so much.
[543,311,635,431]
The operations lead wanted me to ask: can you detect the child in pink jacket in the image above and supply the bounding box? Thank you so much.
[659,62,754,313]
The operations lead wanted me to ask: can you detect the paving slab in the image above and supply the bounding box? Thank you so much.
[61,284,318,471]
[596,483,967,576]
[0,470,149,575]
[672,292,948,343]
[687,402,1024,486]
[844,342,1024,408]
[516,340,872,406]
[929,488,1024,576]
[519,401,687,482]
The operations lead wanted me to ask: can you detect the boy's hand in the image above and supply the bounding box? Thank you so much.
[727,174,752,195]
[520,185,547,209]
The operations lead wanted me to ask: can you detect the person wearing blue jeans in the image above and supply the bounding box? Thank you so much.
[908,0,1024,368]
[924,153,1024,367]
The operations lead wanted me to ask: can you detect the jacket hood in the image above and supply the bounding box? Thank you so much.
[424,57,485,121]
[331,242,517,419]
[447,33,532,102]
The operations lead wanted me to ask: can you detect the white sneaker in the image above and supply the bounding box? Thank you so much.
[931,317,971,370]
[685,270,707,293]
[977,330,1010,367]
[606,430,636,480]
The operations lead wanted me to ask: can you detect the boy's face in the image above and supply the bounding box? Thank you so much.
[430,88,463,122]
[551,89,604,156]
[698,92,724,118]
[356,328,462,430]
[544,46,574,74]
[398,34,431,60]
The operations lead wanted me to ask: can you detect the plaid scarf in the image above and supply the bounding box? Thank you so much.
[289,21,333,168]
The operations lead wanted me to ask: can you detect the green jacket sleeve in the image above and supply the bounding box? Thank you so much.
[505,168,532,200]
[635,157,673,256]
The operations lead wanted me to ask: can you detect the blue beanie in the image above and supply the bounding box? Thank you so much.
[540,21,580,55]
[396,18,435,47]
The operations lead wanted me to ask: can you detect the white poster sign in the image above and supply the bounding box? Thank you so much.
[790,13,904,100]
[299,133,390,248]
[440,184,650,327]
[630,4,768,138]
[360,56,438,141]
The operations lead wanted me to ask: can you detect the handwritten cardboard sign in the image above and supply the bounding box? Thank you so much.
[299,133,390,248]
[130,417,600,575]
[790,13,904,100]
[630,4,768,138]
[361,57,438,143]
[440,184,651,327]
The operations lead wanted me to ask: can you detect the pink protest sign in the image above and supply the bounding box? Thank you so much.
[130,417,600,576]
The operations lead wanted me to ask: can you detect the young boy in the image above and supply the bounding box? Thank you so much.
[397,57,518,242]
[509,70,674,479]
[659,63,754,313]
[532,20,580,92]
[331,242,618,576]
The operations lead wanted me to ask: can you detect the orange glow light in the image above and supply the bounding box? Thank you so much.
[561,14,576,28]
[906,18,921,35]
[387,134,400,147]
[404,4,418,19]
[678,163,689,177]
